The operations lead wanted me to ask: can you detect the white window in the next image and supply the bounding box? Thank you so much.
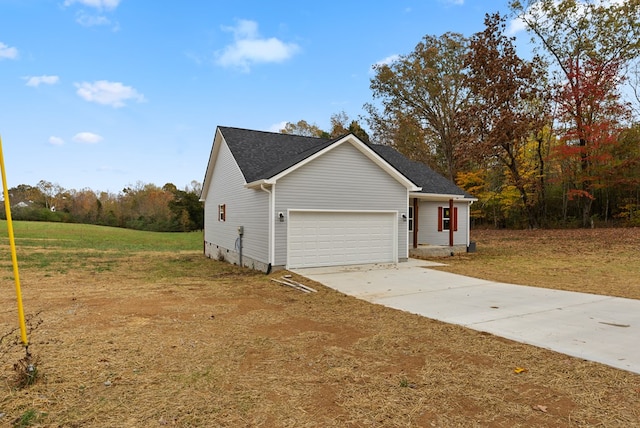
[438,206,458,232]
[218,204,226,221]
[442,207,450,231]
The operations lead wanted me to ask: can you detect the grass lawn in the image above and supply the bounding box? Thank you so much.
[0,222,638,427]
[431,228,640,300]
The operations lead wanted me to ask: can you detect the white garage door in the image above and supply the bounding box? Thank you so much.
[287,211,397,269]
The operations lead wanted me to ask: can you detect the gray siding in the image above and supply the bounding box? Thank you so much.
[417,201,469,246]
[273,142,409,266]
[203,139,269,266]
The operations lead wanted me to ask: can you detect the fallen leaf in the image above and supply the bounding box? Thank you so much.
[532,404,548,413]
[514,367,527,374]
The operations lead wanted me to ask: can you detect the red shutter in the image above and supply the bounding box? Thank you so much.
[437,207,443,232]
[453,207,458,231]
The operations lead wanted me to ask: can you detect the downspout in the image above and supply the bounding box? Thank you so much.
[260,184,274,270]
[467,200,473,248]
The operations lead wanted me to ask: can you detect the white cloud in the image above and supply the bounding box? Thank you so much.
[24,75,60,87]
[508,16,528,35]
[49,136,65,146]
[63,0,121,11]
[268,121,288,133]
[374,54,400,67]
[72,132,103,144]
[64,0,119,28]
[0,42,18,60]
[76,12,111,27]
[370,54,400,74]
[74,80,146,108]
[215,20,300,72]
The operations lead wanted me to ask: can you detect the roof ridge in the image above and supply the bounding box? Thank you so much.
[218,125,329,142]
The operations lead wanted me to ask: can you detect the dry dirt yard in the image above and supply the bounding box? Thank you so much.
[0,229,639,427]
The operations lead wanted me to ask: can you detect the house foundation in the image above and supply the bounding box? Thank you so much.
[203,241,273,273]
[409,244,468,258]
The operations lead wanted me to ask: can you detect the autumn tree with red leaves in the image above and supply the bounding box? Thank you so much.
[552,57,632,224]
[462,13,550,228]
[511,0,640,226]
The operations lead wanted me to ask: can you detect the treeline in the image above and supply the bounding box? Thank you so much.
[296,1,640,229]
[1,180,203,232]
[364,2,640,229]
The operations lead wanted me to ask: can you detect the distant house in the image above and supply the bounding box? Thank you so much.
[200,126,476,272]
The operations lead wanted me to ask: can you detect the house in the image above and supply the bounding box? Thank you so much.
[200,126,476,272]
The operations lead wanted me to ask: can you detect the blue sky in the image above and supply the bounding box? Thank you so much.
[0,0,519,193]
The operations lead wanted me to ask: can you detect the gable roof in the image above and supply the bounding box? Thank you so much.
[203,126,474,199]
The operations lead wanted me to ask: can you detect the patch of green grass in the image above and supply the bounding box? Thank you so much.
[0,221,202,252]
[12,409,45,428]
[0,221,203,274]
[5,225,259,279]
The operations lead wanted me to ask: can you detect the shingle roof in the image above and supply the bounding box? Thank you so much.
[219,126,332,183]
[218,126,473,198]
[368,145,474,197]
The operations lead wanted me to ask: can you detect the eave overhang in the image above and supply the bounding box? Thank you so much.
[410,192,478,202]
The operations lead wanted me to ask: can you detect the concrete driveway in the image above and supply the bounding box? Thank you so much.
[293,259,640,375]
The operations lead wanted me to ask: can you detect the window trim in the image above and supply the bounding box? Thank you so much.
[438,206,458,232]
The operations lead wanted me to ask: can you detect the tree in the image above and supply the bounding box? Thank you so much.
[328,111,371,142]
[366,32,470,180]
[612,124,640,224]
[347,120,370,143]
[282,113,370,142]
[36,180,63,210]
[462,13,550,228]
[552,56,632,224]
[510,0,640,225]
[67,188,100,223]
[328,111,350,137]
[280,120,329,138]
[8,184,40,205]
[164,183,204,231]
[119,182,174,231]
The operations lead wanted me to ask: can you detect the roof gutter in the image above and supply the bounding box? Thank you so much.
[246,179,275,189]
[411,192,478,202]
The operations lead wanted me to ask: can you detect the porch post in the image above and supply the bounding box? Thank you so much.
[449,198,454,247]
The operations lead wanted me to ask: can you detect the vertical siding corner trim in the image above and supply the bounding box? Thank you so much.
[260,183,275,266]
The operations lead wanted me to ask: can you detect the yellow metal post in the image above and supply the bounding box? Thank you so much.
[0,135,28,347]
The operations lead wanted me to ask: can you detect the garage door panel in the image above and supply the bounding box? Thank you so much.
[288,211,396,268]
